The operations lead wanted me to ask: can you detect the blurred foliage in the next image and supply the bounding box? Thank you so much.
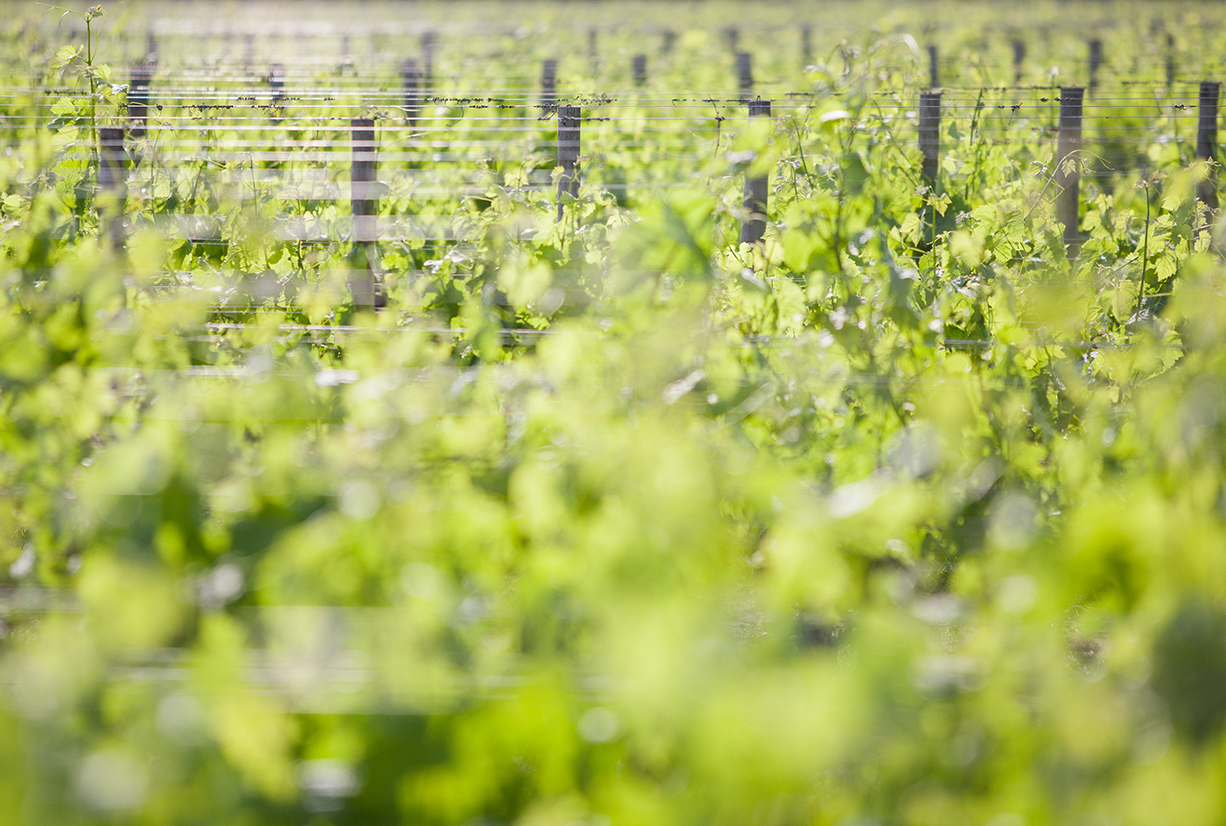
[3,2,1226,825]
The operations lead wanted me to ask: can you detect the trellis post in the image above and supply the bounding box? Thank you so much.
[1166,34,1176,90]
[541,59,558,112]
[919,91,941,183]
[1056,87,1084,258]
[556,105,581,221]
[269,63,285,122]
[725,27,740,54]
[128,63,153,140]
[350,118,380,308]
[1197,80,1220,209]
[736,52,753,100]
[1088,39,1103,95]
[402,59,422,130]
[740,99,771,244]
[98,126,127,251]
[421,31,437,84]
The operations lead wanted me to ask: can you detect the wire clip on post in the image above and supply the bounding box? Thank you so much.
[556,105,581,222]
[1055,87,1084,259]
[740,99,771,245]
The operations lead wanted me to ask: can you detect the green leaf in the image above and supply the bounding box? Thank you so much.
[899,212,923,245]
[1154,252,1178,282]
[782,227,817,273]
[50,44,81,70]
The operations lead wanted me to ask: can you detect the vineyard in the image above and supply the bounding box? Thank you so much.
[4,0,1226,823]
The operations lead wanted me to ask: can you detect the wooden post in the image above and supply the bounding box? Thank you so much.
[927,44,939,89]
[128,63,152,140]
[1055,87,1084,258]
[540,58,558,112]
[556,105,580,221]
[802,25,813,67]
[919,91,941,183]
[632,54,647,86]
[402,59,422,130]
[98,126,126,250]
[1197,80,1220,209]
[736,52,753,100]
[145,27,158,66]
[1166,34,1176,90]
[269,63,284,122]
[1088,39,1103,95]
[662,29,676,55]
[725,27,740,54]
[421,31,437,84]
[589,29,598,74]
[1012,39,1025,85]
[740,99,771,245]
[350,118,379,308]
